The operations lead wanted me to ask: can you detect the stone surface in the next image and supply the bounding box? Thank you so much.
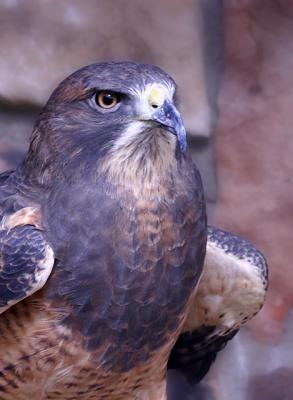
[0,0,216,138]
[0,104,36,170]
[206,1,293,398]
[204,311,293,400]
[213,0,293,341]
[248,367,293,400]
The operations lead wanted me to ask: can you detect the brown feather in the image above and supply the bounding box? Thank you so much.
[0,62,207,399]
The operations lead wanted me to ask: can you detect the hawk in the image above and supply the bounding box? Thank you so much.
[0,62,268,399]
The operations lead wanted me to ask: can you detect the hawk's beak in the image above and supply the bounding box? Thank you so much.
[151,100,187,153]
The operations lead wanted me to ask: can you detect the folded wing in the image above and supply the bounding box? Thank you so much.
[168,225,268,384]
[0,207,54,314]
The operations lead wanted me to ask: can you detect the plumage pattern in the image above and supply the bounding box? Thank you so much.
[0,62,207,399]
[42,165,206,373]
[168,226,268,383]
[0,223,54,314]
[0,62,268,399]
[0,171,54,315]
[168,326,237,384]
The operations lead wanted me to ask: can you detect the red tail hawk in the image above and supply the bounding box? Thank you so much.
[0,62,268,399]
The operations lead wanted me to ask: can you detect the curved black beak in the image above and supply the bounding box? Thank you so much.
[151,100,187,152]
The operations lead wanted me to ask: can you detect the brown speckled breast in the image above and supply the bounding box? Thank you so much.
[0,160,206,399]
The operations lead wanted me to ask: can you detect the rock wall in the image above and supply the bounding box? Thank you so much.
[214,0,293,341]
[206,2,293,399]
[0,0,213,137]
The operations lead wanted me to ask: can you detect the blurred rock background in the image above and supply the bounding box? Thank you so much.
[0,0,292,399]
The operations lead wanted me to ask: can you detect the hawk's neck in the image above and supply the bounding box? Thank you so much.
[98,128,179,195]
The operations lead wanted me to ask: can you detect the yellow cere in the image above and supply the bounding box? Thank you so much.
[148,85,166,107]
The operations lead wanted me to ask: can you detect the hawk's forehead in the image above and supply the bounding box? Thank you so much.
[86,62,176,94]
[50,62,176,103]
[128,81,175,102]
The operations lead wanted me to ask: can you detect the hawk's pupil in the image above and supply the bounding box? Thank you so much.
[95,91,119,109]
[103,94,114,106]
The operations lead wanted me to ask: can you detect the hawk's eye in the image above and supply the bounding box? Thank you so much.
[95,92,120,109]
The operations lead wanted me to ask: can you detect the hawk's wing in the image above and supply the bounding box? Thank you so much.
[0,171,55,314]
[168,225,268,384]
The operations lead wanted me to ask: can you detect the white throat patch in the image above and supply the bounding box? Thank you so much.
[110,121,147,155]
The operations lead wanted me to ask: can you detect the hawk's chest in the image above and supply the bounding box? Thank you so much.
[45,172,206,372]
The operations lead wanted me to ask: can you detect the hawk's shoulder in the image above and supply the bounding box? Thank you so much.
[0,170,55,314]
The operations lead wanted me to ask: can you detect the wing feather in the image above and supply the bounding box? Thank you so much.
[0,207,54,314]
[168,225,268,383]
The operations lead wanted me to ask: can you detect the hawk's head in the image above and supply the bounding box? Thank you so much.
[23,62,187,184]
